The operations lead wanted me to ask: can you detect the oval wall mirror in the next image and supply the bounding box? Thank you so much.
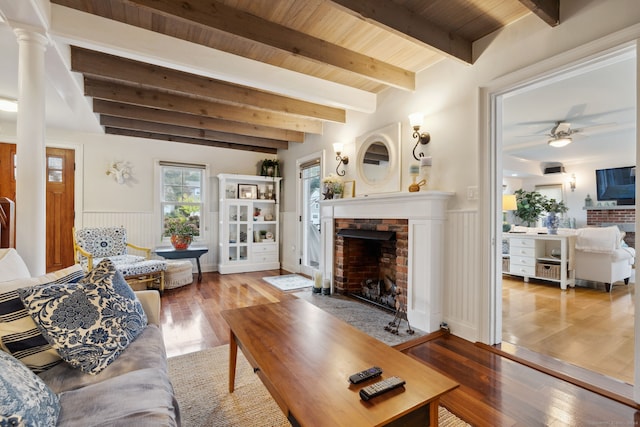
[360,140,390,183]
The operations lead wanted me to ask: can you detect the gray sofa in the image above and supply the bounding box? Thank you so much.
[0,249,180,426]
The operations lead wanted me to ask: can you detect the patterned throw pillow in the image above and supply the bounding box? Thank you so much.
[80,258,147,327]
[18,260,147,375]
[0,264,84,373]
[0,350,60,426]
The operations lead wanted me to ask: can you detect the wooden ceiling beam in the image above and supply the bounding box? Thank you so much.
[92,100,304,143]
[100,116,289,150]
[105,128,278,154]
[71,46,345,123]
[84,78,323,134]
[518,0,560,26]
[123,0,415,91]
[329,0,473,64]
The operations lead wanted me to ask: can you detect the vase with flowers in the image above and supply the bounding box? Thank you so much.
[322,174,343,199]
[164,217,199,250]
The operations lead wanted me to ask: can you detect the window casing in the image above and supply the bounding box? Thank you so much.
[160,162,205,240]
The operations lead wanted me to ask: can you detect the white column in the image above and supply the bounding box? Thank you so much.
[14,28,48,276]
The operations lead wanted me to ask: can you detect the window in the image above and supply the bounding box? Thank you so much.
[160,162,205,239]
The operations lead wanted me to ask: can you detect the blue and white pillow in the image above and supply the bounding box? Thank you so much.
[0,264,84,373]
[0,350,60,426]
[80,258,147,328]
[18,260,147,375]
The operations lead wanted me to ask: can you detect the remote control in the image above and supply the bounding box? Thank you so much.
[359,376,406,401]
[349,366,383,384]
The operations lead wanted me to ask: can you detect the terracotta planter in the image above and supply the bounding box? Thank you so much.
[171,234,193,250]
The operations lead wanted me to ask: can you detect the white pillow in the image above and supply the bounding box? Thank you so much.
[0,249,30,282]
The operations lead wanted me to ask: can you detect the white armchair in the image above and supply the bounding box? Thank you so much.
[574,226,635,292]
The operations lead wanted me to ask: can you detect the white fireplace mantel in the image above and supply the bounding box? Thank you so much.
[321,191,454,332]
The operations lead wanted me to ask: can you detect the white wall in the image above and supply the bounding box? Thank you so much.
[0,121,275,272]
[277,0,640,342]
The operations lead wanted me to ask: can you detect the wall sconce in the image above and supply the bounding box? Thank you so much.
[409,112,431,161]
[333,142,349,176]
[106,161,132,185]
[569,173,576,192]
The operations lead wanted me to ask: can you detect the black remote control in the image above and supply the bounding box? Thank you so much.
[359,376,406,401]
[349,366,383,384]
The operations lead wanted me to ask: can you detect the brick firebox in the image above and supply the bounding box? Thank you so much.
[333,218,409,296]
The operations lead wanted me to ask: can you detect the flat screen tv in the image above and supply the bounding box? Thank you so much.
[595,166,636,206]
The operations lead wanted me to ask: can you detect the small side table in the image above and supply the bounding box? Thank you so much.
[154,246,209,282]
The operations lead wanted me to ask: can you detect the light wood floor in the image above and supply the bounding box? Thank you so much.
[502,275,635,384]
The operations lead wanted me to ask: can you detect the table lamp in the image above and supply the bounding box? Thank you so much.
[502,194,517,232]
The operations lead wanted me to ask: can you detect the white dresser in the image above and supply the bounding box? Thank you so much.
[505,232,576,290]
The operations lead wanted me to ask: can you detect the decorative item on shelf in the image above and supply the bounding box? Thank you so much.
[322,173,343,199]
[542,198,568,235]
[260,159,280,177]
[584,194,593,207]
[408,112,430,161]
[342,180,355,198]
[333,142,349,176]
[408,164,426,192]
[502,194,517,232]
[106,161,132,185]
[238,184,258,199]
[164,217,199,250]
[420,156,432,188]
[253,207,263,221]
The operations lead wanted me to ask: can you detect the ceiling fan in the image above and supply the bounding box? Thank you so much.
[547,122,577,148]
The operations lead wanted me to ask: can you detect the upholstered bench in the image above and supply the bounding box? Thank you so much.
[165,260,194,289]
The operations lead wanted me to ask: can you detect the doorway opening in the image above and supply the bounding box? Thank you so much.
[491,45,637,389]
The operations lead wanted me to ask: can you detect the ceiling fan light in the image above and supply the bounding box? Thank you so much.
[548,137,572,148]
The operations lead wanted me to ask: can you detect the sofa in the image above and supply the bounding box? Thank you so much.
[0,249,180,426]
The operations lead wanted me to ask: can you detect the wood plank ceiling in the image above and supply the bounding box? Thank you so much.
[52,0,560,153]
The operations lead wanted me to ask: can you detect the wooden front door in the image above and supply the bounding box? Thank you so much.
[46,147,75,272]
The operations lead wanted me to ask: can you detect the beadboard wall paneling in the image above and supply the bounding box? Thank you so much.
[444,210,480,341]
[81,212,218,272]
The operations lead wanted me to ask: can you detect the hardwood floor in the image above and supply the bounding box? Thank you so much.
[160,270,640,426]
[502,275,634,384]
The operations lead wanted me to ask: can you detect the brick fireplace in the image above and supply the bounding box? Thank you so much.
[320,192,453,332]
[333,218,409,301]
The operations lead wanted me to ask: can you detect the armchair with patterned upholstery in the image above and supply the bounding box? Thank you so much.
[73,226,166,293]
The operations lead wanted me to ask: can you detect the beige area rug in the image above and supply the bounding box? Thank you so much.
[168,345,470,427]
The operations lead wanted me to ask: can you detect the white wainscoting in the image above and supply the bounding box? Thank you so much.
[444,209,480,341]
[80,212,218,272]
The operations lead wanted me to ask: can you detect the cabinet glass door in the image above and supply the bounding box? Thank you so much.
[227,202,250,262]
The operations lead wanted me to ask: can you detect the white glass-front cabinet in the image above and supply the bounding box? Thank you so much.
[217,174,282,274]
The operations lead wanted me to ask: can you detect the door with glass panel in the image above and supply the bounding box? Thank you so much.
[46,148,75,272]
[299,158,321,277]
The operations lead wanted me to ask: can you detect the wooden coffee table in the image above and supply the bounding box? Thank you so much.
[221,299,458,426]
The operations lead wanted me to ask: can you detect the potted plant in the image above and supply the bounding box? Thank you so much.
[164,217,199,250]
[542,198,568,234]
[260,159,280,177]
[513,189,547,227]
